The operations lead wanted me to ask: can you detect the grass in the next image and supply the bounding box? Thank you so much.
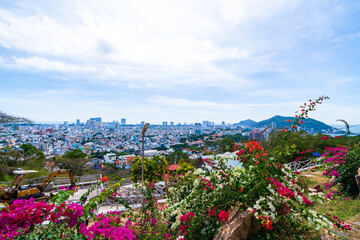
[300,170,360,240]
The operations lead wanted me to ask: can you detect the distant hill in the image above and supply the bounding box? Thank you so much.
[253,115,333,132]
[237,119,257,127]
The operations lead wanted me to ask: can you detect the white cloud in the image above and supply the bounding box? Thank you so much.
[219,0,300,25]
[14,57,96,73]
[149,95,298,112]
[0,0,358,124]
[0,0,333,88]
[246,89,292,97]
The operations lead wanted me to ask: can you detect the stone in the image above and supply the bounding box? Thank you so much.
[354,222,360,227]
[213,207,261,240]
[321,234,334,240]
[332,230,348,238]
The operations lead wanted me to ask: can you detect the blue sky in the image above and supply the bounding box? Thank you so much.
[0,0,360,125]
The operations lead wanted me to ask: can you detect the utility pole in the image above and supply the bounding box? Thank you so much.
[141,123,150,197]
[261,125,271,147]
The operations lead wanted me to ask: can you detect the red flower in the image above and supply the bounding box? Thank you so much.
[99,176,109,182]
[208,207,216,217]
[287,119,291,122]
[218,210,229,222]
[180,212,195,223]
[299,121,304,124]
[302,196,313,205]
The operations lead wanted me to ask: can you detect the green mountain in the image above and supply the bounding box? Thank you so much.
[237,119,257,127]
[253,115,333,132]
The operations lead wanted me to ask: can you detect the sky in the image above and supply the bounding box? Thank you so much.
[0,0,360,125]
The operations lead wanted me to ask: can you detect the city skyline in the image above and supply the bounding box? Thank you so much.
[1,1,360,125]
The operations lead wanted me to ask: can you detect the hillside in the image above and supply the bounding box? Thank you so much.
[237,119,257,127]
[253,115,333,132]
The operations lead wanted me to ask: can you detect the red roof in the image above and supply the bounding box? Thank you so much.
[168,164,181,171]
[126,156,135,164]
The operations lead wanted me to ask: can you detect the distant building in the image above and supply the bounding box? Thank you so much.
[170,121,174,126]
[141,121,145,126]
[104,153,117,164]
[86,119,96,128]
[121,118,126,125]
[90,117,102,122]
[163,121,168,126]
[222,121,225,125]
[249,129,262,142]
[64,121,68,127]
[76,119,80,125]
[202,121,213,127]
[144,150,159,157]
[194,123,202,135]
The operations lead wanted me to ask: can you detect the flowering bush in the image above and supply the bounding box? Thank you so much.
[0,198,84,239]
[321,144,360,198]
[166,139,335,239]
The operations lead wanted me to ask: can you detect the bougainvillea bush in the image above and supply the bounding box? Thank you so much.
[166,139,344,239]
[321,144,360,199]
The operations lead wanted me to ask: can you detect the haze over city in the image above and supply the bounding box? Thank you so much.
[0,1,360,125]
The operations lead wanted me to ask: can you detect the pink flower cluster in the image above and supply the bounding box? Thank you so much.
[179,212,195,236]
[327,214,352,231]
[0,198,54,239]
[268,177,295,199]
[79,216,134,240]
[180,212,195,224]
[268,177,313,205]
[60,185,77,192]
[321,147,348,198]
[200,177,215,190]
[0,198,84,239]
[49,202,84,228]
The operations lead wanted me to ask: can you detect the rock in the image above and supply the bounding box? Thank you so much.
[332,230,348,238]
[354,222,360,227]
[213,207,261,240]
[321,234,334,240]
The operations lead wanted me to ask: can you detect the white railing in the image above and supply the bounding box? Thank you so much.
[53,174,103,190]
[73,182,167,214]
[0,174,103,190]
[286,158,322,172]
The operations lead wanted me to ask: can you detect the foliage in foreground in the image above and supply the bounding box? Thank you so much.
[166,140,349,239]
[320,144,360,199]
[130,155,168,183]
